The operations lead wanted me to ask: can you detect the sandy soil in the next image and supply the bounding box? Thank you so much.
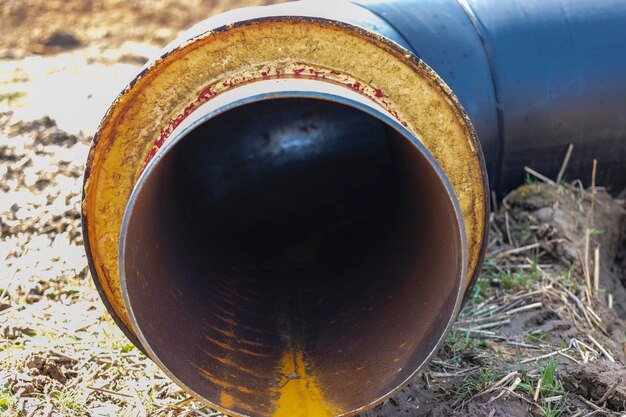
[1,0,283,58]
[1,1,625,416]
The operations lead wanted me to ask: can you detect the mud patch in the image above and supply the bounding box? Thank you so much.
[358,372,530,417]
[357,376,434,416]
[503,184,626,319]
[427,398,528,417]
[499,308,577,346]
[499,183,626,354]
[562,362,626,411]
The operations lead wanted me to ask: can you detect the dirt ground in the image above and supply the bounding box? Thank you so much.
[1,1,626,416]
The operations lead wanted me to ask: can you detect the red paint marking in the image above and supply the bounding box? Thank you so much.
[198,86,215,101]
[348,81,362,92]
[143,85,221,164]
[307,69,324,77]
[142,65,405,171]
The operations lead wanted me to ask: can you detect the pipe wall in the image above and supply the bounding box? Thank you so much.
[356,0,626,194]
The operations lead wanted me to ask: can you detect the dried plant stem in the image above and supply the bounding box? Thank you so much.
[524,166,558,186]
[593,247,600,292]
[556,143,574,184]
[588,335,615,362]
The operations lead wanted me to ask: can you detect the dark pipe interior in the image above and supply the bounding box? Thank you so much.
[122,98,464,416]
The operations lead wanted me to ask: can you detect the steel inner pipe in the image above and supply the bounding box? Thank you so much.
[120,92,467,417]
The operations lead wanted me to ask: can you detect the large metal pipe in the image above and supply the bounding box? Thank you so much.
[357,0,626,194]
[82,1,626,416]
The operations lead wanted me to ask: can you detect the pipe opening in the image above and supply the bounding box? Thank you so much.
[121,97,465,415]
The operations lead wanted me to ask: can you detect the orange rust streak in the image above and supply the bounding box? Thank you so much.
[239,339,267,348]
[193,365,256,395]
[205,336,235,352]
[206,323,235,338]
[218,297,236,306]
[242,325,273,335]
[204,352,270,379]
[237,305,268,318]
[240,295,271,306]
[213,303,235,317]
[204,336,271,358]
[239,348,270,358]
[215,286,238,296]
[214,313,238,327]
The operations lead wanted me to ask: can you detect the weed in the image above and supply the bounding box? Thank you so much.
[525,173,537,185]
[519,359,567,416]
[542,400,567,417]
[0,91,26,106]
[499,271,530,291]
[561,264,575,287]
[443,329,495,370]
[470,272,492,304]
[450,368,500,406]
[51,389,88,414]
[540,359,561,397]
[529,257,542,280]
[589,228,602,237]
[524,330,549,343]
[0,382,18,415]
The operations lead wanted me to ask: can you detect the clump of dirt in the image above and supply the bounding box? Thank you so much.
[42,31,83,52]
[2,324,35,340]
[496,183,626,360]
[8,115,78,147]
[562,362,626,411]
[8,352,77,396]
[502,183,626,318]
